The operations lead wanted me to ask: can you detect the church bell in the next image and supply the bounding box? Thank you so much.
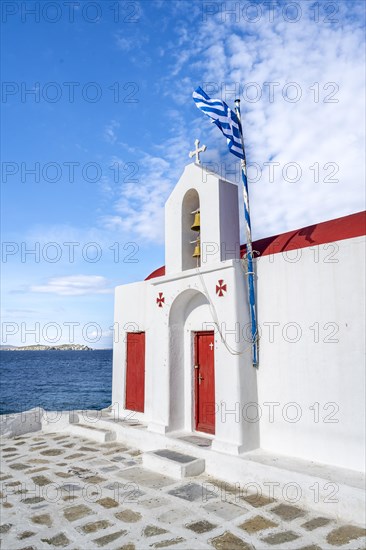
[192,239,200,258]
[191,211,200,231]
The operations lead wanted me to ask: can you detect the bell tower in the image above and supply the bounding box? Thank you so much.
[165,161,240,275]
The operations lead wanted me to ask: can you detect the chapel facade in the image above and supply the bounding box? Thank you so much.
[112,160,366,472]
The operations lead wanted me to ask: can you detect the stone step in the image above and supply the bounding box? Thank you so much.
[142,449,205,479]
[67,423,116,443]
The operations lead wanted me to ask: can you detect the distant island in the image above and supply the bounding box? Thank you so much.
[0,344,93,351]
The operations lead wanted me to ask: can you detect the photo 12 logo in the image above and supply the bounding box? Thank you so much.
[201,2,340,24]
[1,160,139,184]
[1,241,139,264]
[1,2,140,24]
[1,81,139,104]
[201,81,340,104]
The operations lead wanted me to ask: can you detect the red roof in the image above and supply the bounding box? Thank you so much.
[145,211,366,281]
[145,266,166,280]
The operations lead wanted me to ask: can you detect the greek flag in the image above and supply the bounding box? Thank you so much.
[192,86,244,160]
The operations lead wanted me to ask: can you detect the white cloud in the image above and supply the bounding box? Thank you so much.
[103,3,364,244]
[165,2,365,239]
[30,275,113,296]
[114,18,149,55]
[99,154,172,242]
[104,120,120,144]
[115,36,132,51]
[100,111,194,242]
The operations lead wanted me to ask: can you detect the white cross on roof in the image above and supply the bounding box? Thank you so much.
[189,139,207,164]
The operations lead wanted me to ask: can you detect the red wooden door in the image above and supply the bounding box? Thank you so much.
[125,332,145,412]
[195,331,215,434]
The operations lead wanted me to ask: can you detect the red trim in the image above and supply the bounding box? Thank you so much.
[145,211,366,280]
[241,211,365,258]
[145,266,166,280]
[194,332,199,432]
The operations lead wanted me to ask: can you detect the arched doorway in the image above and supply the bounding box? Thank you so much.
[168,288,214,433]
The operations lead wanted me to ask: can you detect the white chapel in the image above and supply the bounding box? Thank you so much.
[112,156,366,475]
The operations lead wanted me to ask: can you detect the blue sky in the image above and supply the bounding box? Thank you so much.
[1,0,365,347]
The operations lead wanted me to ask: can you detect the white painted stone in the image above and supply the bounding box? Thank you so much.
[66,422,116,443]
[0,407,43,437]
[142,449,205,478]
[26,411,365,525]
[42,410,72,432]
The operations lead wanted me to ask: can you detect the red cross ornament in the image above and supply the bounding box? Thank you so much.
[156,292,165,307]
[216,279,227,297]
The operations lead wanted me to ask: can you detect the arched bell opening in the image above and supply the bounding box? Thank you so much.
[182,188,200,271]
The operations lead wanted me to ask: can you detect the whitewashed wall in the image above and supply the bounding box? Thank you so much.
[112,259,259,455]
[112,235,365,472]
[256,235,366,472]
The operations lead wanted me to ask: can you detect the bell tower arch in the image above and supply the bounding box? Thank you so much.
[165,163,240,275]
[182,189,200,271]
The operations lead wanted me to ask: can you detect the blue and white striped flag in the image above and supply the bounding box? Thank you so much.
[192,86,244,160]
[193,85,258,367]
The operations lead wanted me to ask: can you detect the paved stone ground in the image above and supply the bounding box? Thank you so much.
[0,432,365,550]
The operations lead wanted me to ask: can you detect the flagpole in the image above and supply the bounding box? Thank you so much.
[234,98,258,367]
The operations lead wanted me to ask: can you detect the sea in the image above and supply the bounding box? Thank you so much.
[0,350,112,415]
